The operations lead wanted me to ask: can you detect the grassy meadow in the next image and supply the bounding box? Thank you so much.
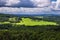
[0,14,60,40]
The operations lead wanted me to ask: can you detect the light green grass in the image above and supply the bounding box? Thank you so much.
[15,18,58,26]
[0,18,58,26]
[0,22,10,24]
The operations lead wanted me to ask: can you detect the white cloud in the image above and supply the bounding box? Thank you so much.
[0,0,6,5]
[30,0,51,7]
[51,0,60,10]
[51,1,56,8]
[0,0,51,7]
[0,7,51,14]
[1,0,60,15]
[5,0,20,6]
[0,0,54,15]
[55,0,60,9]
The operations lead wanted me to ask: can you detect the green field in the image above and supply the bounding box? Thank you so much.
[13,18,57,26]
[0,14,58,26]
[0,14,60,40]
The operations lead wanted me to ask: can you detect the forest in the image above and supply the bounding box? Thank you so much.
[0,14,60,40]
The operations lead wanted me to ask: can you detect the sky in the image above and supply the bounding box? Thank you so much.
[0,0,60,15]
[52,0,56,1]
[0,0,55,7]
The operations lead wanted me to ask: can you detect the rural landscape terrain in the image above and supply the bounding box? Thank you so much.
[0,13,60,40]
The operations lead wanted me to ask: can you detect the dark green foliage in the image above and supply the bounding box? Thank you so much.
[0,25,60,40]
[0,14,60,40]
[0,29,60,40]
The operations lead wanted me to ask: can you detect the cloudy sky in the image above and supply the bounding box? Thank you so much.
[0,0,57,7]
[0,0,60,15]
[0,0,52,7]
